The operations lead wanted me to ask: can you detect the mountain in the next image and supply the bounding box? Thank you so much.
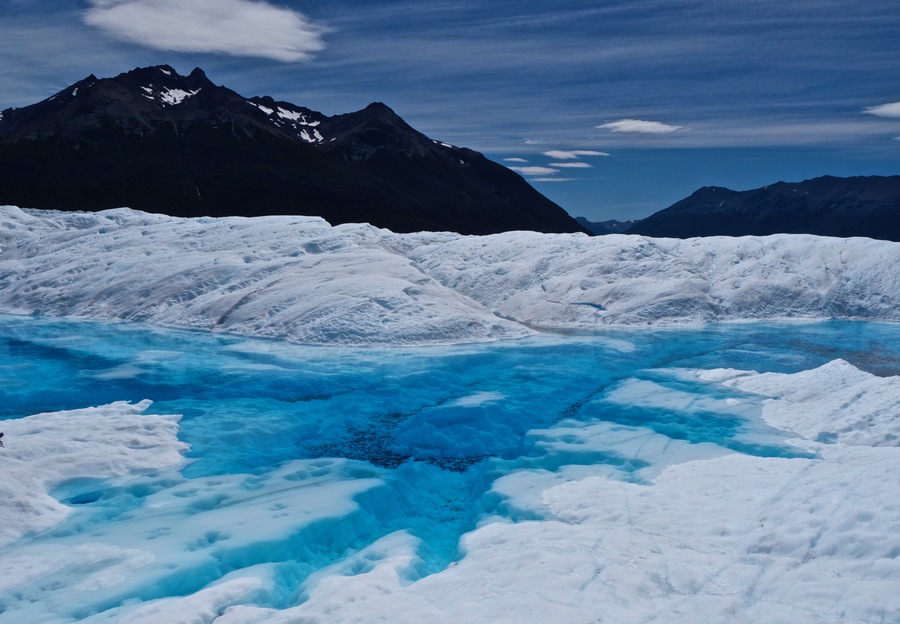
[627,175,900,241]
[575,217,641,235]
[0,65,585,235]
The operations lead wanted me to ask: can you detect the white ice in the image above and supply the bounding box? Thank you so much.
[1,206,898,346]
[0,401,186,550]
[0,402,388,624]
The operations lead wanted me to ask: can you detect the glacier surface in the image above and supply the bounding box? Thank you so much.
[1,206,899,344]
[2,206,900,623]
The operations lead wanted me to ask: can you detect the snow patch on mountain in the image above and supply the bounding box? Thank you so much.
[159,87,200,106]
[249,101,275,115]
[1,206,898,345]
[246,102,325,141]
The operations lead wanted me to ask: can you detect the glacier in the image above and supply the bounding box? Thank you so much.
[1,205,898,345]
[2,206,900,623]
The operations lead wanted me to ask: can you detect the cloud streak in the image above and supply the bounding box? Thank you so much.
[543,149,609,159]
[864,102,900,118]
[597,119,683,134]
[83,0,327,62]
[509,166,559,176]
[549,162,592,168]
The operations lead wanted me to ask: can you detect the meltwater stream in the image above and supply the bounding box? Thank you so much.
[1,315,899,623]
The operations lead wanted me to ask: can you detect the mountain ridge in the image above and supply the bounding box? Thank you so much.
[627,175,900,241]
[0,65,587,235]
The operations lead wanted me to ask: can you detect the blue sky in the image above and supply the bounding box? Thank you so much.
[2,0,899,220]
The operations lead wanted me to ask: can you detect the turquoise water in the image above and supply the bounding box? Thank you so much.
[1,315,899,620]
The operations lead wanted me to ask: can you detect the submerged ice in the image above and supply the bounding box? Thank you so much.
[1,317,900,623]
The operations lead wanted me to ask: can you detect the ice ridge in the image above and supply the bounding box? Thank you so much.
[1,206,899,345]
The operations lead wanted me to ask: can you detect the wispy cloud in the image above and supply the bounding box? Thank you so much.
[503,157,529,163]
[863,102,900,118]
[596,119,683,134]
[532,177,576,182]
[509,166,559,176]
[543,149,609,159]
[82,0,327,62]
[549,162,592,168]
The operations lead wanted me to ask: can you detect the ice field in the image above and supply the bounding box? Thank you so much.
[2,315,900,623]
[2,206,899,345]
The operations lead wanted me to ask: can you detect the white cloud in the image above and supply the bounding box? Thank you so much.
[863,102,900,118]
[596,119,683,134]
[542,150,609,159]
[532,177,576,182]
[83,0,327,62]
[503,157,529,163]
[549,162,592,168]
[509,166,559,176]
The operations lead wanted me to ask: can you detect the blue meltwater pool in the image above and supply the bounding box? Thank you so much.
[1,315,898,622]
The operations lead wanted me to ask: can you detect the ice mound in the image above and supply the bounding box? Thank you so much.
[722,359,900,446]
[404,229,900,328]
[2,206,899,345]
[0,400,186,550]
[0,207,531,345]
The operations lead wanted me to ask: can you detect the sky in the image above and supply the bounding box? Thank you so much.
[1,0,899,221]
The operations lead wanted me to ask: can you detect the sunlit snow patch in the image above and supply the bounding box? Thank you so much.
[158,87,200,106]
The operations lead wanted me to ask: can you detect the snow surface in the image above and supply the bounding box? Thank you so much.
[248,101,274,115]
[1,206,898,345]
[158,87,200,106]
[3,360,899,623]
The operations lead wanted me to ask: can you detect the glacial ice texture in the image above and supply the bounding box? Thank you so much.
[1,206,899,345]
[1,317,900,623]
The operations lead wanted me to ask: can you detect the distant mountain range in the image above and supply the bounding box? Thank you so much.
[574,217,642,235]
[0,65,585,235]
[627,175,900,241]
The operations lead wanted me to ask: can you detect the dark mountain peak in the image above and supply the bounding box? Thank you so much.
[115,64,218,95]
[0,65,587,235]
[330,101,413,131]
[318,101,439,162]
[692,185,731,195]
[361,101,396,116]
[128,64,177,76]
